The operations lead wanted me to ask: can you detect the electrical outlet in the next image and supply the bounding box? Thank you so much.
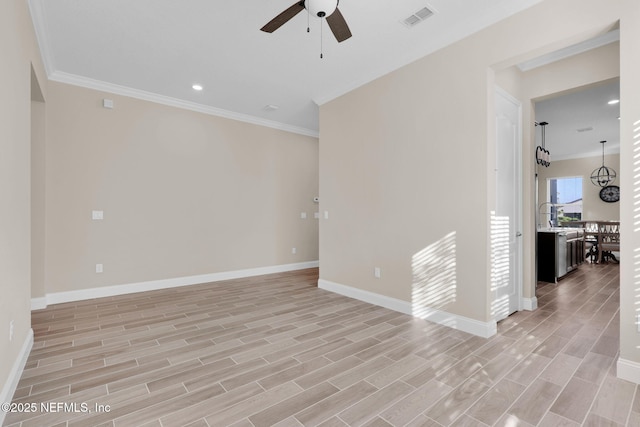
[300,212,307,219]
[374,267,381,278]
[9,320,14,342]
[96,264,103,273]
[292,247,297,254]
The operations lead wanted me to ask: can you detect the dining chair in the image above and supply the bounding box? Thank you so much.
[564,221,599,263]
[569,221,599,263]
[597,221,620,263]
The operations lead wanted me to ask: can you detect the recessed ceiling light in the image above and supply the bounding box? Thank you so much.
[608,99,619,105]
[192,84,203,91]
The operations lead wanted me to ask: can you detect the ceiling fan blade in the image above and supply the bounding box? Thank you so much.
[260,1,305,33]
[326,7,352,42]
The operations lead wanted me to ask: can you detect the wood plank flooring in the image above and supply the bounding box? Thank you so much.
[4,263,636,426]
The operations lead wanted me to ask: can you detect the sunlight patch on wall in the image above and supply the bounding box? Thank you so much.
[634,246,640,344]
[411,231,457,319]
[632,121,639,222]
[633,118,640,347]
[490,212,511,319]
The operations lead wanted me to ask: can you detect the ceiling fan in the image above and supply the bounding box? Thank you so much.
[260,0,352,43]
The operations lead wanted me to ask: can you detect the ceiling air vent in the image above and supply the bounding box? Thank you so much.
[402,6,434,28]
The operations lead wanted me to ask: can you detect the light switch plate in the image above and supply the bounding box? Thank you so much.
[92,210,104,220]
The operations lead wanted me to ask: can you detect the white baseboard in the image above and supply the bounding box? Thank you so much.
[617,358,640,385]
[521,296,538,311]
[32,261,319,309]
[31,297,47,311]
[318,279,497,338]
[318,279,413,315]
[420,309,497,338]
[0,329,34,426]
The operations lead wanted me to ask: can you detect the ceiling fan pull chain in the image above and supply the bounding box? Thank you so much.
[307,6,310,32]
[320,18,323,58]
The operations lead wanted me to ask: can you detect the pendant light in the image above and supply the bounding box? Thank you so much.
[590,140,616,187]
[535,121,551,167]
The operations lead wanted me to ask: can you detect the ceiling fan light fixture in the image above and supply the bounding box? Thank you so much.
[305,0,338,18]
[260,0,351,44]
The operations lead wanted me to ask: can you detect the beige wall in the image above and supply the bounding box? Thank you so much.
[0,0,47,410]
[31,98,46,299]
[537,154,620,224]
[320,56,490,321]
[44,82,319,293]
[320,0,627,328]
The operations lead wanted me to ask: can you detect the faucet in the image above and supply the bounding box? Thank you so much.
[538,202,564,228]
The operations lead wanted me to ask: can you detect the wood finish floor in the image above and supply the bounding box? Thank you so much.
[5,264,635,427]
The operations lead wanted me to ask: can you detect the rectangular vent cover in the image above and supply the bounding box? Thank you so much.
[403,6,434,28]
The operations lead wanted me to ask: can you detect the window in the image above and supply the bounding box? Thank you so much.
[548,176,583,226]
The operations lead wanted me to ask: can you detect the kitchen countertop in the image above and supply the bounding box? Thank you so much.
[538,227,583,232]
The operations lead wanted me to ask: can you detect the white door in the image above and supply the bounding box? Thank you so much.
[492,87,522,321]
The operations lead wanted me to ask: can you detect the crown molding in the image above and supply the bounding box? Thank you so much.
[48,71,319,138]
[28,0,317,137]
[28,0,55,76]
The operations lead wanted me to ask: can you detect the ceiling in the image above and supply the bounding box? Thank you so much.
[535,80,620,161]
[29,0,542,137]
